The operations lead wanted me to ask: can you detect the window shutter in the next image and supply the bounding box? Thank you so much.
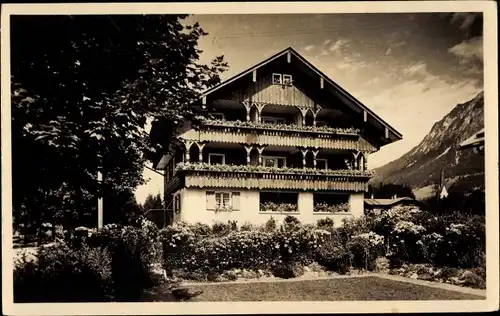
[206,191,216,210]
[232,192,241,211]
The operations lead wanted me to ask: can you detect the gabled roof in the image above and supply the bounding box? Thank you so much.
[459,128,485,150]
[200,46,402,141]
[364,197,419,207]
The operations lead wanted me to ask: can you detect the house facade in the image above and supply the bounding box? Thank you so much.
[151,47,402,226]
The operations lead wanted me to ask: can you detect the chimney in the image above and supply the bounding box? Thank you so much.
[370,194,374,199]
[392,194,397,199]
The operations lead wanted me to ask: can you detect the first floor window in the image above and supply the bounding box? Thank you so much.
[206,191,240,210]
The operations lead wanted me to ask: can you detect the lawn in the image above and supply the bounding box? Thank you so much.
[142,277,485,302]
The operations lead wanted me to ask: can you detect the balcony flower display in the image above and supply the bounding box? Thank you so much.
[197,118,361,136]
[175,162,374,177]
[313,202,350,213]
[260,202,299,213]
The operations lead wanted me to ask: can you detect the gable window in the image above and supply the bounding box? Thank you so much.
[316,159,328,170]
[211,113,225,121]
[272,73,282,84]
[263,156,286,168]
[208,153,225,165]
[206,191,241,211]
[282,74,293,85]
[262,116,286,125]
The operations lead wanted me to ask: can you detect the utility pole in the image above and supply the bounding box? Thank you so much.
[97,169,103,229]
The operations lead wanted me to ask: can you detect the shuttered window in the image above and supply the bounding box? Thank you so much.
[206,191,216,210]
[232,192,241,211]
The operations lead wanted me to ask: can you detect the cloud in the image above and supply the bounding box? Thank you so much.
[448,36,483,64]
[328,39,350,52]
[304,44,315,52]
[385,48,392,56]
[450,13,478,31]
[402,61,429,77]
[323,39,332,46]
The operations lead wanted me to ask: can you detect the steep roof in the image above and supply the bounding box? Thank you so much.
[459,128,485,150]
[364,197,420,207]
[200,46,402,142]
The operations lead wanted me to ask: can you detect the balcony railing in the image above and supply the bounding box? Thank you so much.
[175,163,373,191]
[191,119,376,152]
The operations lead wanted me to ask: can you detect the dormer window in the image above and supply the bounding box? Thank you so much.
[283,74,293,85]
[272,73,282,84]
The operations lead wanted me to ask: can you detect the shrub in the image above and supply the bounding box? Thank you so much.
[315,230,352,274]
[14,243,113,302]
[264,217,277,231]
[272,262,304,279]
[190,223,212,236]
[347,232,385,270]
[316,217,335,229]
[283,215,301,230]
[240,222,255,231]
[212,221,232,236]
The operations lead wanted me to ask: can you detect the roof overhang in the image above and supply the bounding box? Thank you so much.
[458,128,485,150]
[200,47,402,145]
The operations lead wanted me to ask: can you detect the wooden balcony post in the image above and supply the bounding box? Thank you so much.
[301,148,309,169]
[242,101,251,121]
[312,149,319,169]
[184,140,194,163]
[352,151,360,170]
[312,106,321,127]
[359,154,364,171]
[363,153,368,171]
[257,146,266,166]
[256,103,266,123]
[297,107,309,126]
[244,145,253,165]
[196,142,206,163]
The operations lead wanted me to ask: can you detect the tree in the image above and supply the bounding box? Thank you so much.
[11,15,228,232]
[142,193,164,212]
[366,183,416,199]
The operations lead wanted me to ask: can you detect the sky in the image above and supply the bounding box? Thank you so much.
[134,12,484,203]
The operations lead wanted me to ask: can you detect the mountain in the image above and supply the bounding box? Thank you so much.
[371,91,485,200]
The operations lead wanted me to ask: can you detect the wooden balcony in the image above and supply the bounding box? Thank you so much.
[175,163,372,192]
[189,120,377,152]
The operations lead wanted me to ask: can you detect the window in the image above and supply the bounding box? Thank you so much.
[263,156,286,168]
[282,74,293,85]
[211,113,225,121]
[316,159,328,170]
[316,120,328,127]
[262,116,286,124]
[272,73,282,84]
[206,191,240,210]
[208,153,225,165]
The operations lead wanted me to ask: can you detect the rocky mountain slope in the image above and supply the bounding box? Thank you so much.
[371,91,485,199]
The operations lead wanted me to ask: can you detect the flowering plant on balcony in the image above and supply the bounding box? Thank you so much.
[313,202,350,213]
[215,205,235,213]
[175,162,374,177]
[260,202,299,213]
[199,118,361,135]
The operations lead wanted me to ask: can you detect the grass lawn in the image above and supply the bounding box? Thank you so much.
[142,277,485,302]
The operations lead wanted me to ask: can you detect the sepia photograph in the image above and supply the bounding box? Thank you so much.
[1,1,498,315]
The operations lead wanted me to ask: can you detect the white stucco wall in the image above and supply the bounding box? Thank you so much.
[177,188,365,227]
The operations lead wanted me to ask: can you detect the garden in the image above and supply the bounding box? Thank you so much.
[13,205,486,302]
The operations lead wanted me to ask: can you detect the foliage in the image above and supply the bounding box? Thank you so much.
[315,229,352,274]
[175,162,374,177]
[316,217,335,229]
[346,232,385,270]
[282,215,301,230]
[142,193,163,212]
[14,243,114,302]
[264,217,277,231]
[366,182,416,199]
[313,202,349,213]
[271,262,305,279]
[260,202,298,213]
[160,223,330,274]
[198,118,361,135]
[11,15,228,232]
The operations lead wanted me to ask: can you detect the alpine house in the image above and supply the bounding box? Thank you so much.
[150,47,402,226]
